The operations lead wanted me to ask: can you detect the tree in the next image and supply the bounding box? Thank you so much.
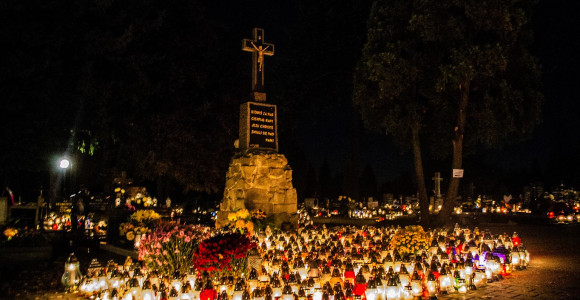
[354,0,542,225]
[0,0,239,199]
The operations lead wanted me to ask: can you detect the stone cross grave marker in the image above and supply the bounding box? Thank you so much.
[432,172,443,197]
[239,28,278,151]
[242,27,275,102]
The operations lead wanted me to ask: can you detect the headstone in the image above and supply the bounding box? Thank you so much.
[10,204,39,227]
[55,201,73,214]
[304,198,316,208]
[367,198,379,209]
[0,197,8,225]
[86,196,108,212]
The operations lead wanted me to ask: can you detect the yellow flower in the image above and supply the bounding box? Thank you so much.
[246,221,254,233]
[236,209,250,220]
[126,231,135,241]
[235,219,246,229]
[3,228,17,239]
[228,212,237,222]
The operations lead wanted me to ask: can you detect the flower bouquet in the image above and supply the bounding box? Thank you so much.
[129,209,161,226]
[389,225,430,256]
[218,209,255,235]
[138,222,210,275]
[193,231,256,280]
[119,209,161,244]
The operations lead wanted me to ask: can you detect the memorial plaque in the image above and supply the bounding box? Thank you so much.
[55,201,73,213]
[86,196,108,212]
[240,101,278,151]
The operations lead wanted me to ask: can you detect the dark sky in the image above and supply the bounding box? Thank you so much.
[2,0,579,200]
[212,1,580,192]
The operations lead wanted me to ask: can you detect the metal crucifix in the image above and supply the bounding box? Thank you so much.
[242,28,275,101]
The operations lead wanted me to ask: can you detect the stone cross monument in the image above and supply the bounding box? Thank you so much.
[217,28,297,229]
[242,28,275,102]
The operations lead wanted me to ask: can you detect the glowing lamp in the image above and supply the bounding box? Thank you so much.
[282,284,294,300]
[365,278,378,300]
[401,284,413,300]
[181,281,194,300]
[126,278,142,300]
[169,285,180,300]
[426,272,438,299]
[201,280,217,300]
[99,289,111,300]
[410,270,422,297]
[428,240,439,256]
[61,253,82,291]
[142,280,155,300]
[384,276,399,300]
[473,269,486,287]
[438,267,452,295]
[252,287,265,300]
[171,271,183,295]
[383,254,394,271]
[398,265,410,288]
[456,278,466,294]
[313,288,323,300]
[353,272,367,296]
[248,268,260,292]
[296,259,308,280]
[233,280,246,300]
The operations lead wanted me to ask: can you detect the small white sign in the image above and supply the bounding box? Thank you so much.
[452,169,464,178]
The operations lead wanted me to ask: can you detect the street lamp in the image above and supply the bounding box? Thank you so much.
[59,158,70,199]
[59,158,70,169]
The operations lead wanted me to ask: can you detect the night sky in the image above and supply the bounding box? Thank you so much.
[1,0,579,202]
[213,1,580,192]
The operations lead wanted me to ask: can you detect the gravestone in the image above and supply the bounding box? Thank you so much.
[217,28,297,229]
[304,198,316,208]
[0,197,8,225]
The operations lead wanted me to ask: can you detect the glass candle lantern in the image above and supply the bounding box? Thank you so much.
[438,267,452,294]
[62,253,83,291]
[425,272,438,298]
[384,276,399,300]
[457,278,466,294]
[142,280,155,300]
[410,270,422,297]
[282,284,294,300]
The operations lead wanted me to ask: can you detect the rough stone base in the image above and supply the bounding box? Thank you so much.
[217,150,298,229]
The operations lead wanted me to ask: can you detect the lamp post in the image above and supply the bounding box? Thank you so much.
[59,158,70,200]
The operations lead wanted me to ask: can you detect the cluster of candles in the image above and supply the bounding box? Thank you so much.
[62,224,529,300]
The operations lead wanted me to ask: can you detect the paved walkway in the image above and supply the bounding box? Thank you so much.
[440,222,580,299]
[2,222,579,299]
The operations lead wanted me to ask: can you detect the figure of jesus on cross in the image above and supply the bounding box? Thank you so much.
[242,28,275,98]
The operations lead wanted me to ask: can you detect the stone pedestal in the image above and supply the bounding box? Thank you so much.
[217,150,297,228]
